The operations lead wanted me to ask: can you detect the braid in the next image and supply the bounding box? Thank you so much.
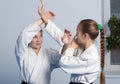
[100,28,105,84]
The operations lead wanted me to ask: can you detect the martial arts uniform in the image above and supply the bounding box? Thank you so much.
[15,22,63,84]
[45,20,100,84]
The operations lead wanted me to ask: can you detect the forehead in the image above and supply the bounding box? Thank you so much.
[36,31,42,36]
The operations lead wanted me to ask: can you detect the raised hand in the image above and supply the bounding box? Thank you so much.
[62,29,73,45]
[61,29,73,54]
[45,11,55,21]
[38,0,45,17]
[38,0,55,24]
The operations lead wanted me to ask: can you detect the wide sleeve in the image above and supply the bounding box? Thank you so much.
[15,22,42,67]
[59,48,100,74]
[45,20,64,46]
[48,48,61,69]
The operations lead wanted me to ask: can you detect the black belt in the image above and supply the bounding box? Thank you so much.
[69,82,93,84]
[21,81,28,84]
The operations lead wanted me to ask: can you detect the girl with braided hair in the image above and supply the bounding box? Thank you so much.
[59,19,102,84]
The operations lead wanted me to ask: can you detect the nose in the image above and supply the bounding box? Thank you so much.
[37,37,41,42]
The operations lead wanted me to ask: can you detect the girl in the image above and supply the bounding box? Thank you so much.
[59,19,101,84]
[15,11,62,84]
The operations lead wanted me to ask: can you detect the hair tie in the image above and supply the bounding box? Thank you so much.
[98,24,103,30]
[101,67,104,71]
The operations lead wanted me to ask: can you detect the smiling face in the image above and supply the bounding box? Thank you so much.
[29,30,43,50]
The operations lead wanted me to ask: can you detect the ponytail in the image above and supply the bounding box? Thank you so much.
[100,28,105,84]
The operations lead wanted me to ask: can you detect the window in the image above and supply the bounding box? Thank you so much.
[103,0,120,72]
[110,0,120,65]
[111,0,120,18]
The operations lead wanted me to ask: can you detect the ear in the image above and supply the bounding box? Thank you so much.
[84,33,89,39]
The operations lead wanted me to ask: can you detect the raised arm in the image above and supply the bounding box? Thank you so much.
[15,19,43,67]
[38,0,52,24]
[38,0,67,46]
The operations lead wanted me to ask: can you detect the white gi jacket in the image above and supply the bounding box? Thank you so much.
[15,22,63,84]
[45,20,100,84]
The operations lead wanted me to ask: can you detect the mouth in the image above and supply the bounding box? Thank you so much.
[36,43,41,45]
